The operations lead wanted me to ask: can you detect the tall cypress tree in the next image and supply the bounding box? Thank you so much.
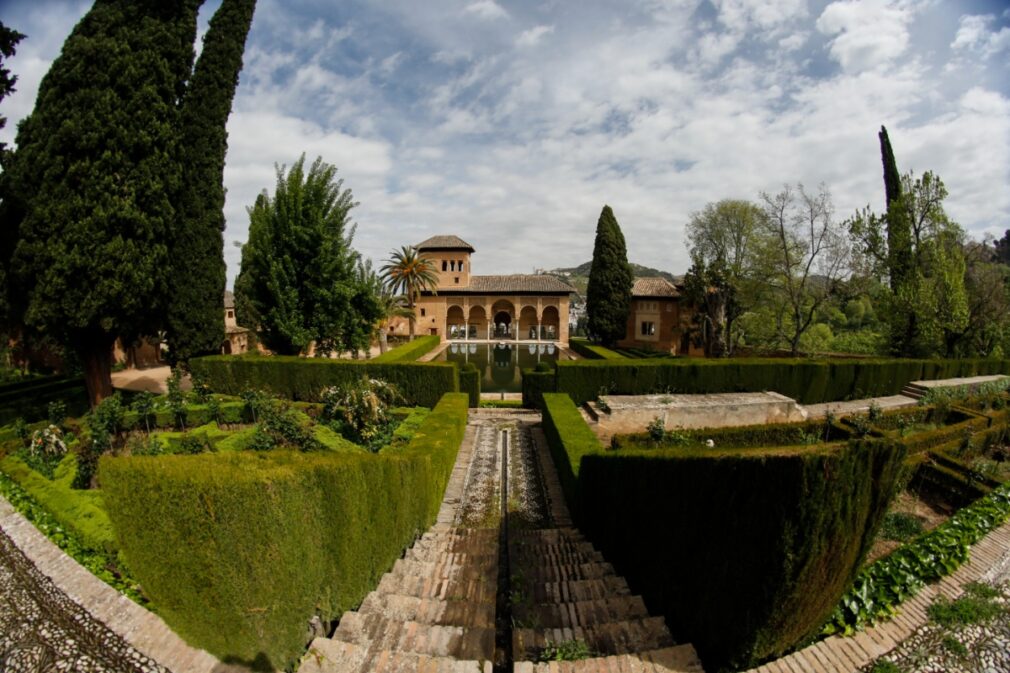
[586,205,633,347]
[6,0,201,404]
[166,0,256,364]
[880,125,911,293]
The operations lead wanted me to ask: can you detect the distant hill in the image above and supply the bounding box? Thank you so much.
[540,261,680,301]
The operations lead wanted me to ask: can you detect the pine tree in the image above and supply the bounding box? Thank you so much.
[234,155,381,356]
[586,205,633,347]
[5,1,201,405]
[166,0,256,364]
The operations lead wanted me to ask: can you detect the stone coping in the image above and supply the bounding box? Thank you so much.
[600,391,795,410]
[909,374,1008,389]
[0,495,235,673]
[744,520,1010,673]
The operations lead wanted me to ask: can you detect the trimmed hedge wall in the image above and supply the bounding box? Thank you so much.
[0,375,90,424]
[459,363,480,407]
[370,335,441,362]
[522,369,556,409]
[100,393,468,670]
[540,393,906,671]
[189,355,458,408]
[568,337,625,360]
[553,358,1010,405]
[611,418,852,451]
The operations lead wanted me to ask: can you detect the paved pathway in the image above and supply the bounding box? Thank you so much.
[0,498,225,673]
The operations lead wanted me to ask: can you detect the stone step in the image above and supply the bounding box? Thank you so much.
[513,616,674,660]
[406,547,498,565]
[900,385,926,400]
[511,527,585,543]
[299,638,487,673]
[513,561,616,583]
[512,595,649,630]
[521,576,631,604]
[513,644,705,673]
[333,612,496,661]
[358,593,496,629]
[422,528,498,543]
[509,541,601,561]
[376,573,497,603]
[410,537,500,558]
[391,557,496,582]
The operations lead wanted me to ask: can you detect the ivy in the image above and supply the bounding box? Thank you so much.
[824,483,1010,636]
[0,470,146,604]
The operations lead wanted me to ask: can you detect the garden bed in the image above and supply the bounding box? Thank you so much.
[865,489,956,564]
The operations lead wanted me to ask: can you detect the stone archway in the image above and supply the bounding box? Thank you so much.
[518,306,539,340]
[468,306,487,340]
[446,305,465,339]
[541,305,560,341]
[491,300,515,339]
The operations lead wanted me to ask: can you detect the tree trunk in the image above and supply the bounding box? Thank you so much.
[707,290,728,358]
[378,327,389,354]
[79,334,115,408]
[408,295,416,340]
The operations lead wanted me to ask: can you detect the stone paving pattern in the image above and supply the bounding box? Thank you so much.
[0,498,227,673]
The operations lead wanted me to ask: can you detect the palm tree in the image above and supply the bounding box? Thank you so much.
[375,292,414,353]
[381,246,439,339]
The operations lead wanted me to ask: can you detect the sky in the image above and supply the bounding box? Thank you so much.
[1,0,1009,286]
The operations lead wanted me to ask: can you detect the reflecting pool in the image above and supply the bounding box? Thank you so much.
[434,342,562,393]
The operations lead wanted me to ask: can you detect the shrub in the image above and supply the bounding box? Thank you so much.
[190,355,458,408]
[100,393,469,670]
[370,334,440,362]
[540,393,905,670]
[321,378,400,450]
[47,400,67,427]
[568,337,625,360]
[553,358,1010,406]
[19,424,68,479]
[878,512,925,542]
[459,363,480,407]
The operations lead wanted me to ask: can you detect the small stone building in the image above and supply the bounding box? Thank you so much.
[222,291,250,355]
[396,235,575,343]
[617,277,703,356]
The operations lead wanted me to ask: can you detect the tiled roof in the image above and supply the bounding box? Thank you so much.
[224,290,235,308]
[416,235,475,252]
[632,277,680,298]
[422,274,574,294]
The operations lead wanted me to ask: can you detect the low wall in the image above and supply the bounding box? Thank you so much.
[594,391,808,434]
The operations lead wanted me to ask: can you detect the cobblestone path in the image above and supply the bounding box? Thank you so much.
[0,524,170,673]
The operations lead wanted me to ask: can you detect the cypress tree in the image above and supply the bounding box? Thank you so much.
[879,125,915,354]
[586,204,633,347]
[5,0,201,405]
[166,0,256,364]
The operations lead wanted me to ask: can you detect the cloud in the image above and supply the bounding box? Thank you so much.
[816,0,914,72]
[463,0,508,21]
[516,25,554,47]
[951,14,1010,58]
[714,0,808,32]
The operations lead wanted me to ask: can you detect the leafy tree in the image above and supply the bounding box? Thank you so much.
[166,0,256,364]
[586,205,633,347]
[4,1,201,405]
[755,184,851,356]
[381,246,438,340]
[955,239,1010,357]
[234,155,381,356]
[0,21,25,347]
[360,261,413,354]
[683,199,764,356]
[995,230,1010,266]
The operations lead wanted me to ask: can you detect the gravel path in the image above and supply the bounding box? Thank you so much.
[0,526,170,673]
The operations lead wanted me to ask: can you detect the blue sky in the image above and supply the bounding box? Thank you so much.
[2,0,1009,284]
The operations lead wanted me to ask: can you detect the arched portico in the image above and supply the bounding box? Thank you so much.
[446,305,465,339]
[467,306,487,340]
[541,305,560,341]
[491,300,515,339]
[519,306,539,340]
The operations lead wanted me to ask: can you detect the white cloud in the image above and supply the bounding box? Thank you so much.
[714,0,808,32]
[816,0,914,72]
[516,25,554,47]
[463,0,509,21]
[951,14,1010,58]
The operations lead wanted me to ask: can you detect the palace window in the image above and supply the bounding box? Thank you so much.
[458,260,464,271]
[454,277,460,284]
[450,260,456,271]
[420,308,426,317]
[442,260,447,271]
[641,321,656,336]
[227,310,234,319]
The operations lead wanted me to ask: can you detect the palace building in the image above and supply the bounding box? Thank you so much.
[399,235,575,343]
[616,277,704,356]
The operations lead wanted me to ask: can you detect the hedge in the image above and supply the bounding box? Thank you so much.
[0,375,90,425]
[611,417,853,451]
[370,335,441,362]
[459,363,480,407]
[568,337,626,360]
[540,392,905,671]
[100,393,468,670]
[189,354,458,408]
[0,453,116,553]
[553,357,1010,406]
[522,369,556,408]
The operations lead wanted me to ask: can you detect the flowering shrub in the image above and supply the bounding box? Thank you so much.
[322,378,400,450]
[20,424,68,479]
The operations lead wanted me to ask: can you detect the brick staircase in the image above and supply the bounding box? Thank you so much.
[509,427,704,673]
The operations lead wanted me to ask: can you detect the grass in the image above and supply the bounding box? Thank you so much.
[478,399,524,408]
[927,583,1006,627]
[878,511,925,542]
[869,661,904,673]
[538,639,594,662]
